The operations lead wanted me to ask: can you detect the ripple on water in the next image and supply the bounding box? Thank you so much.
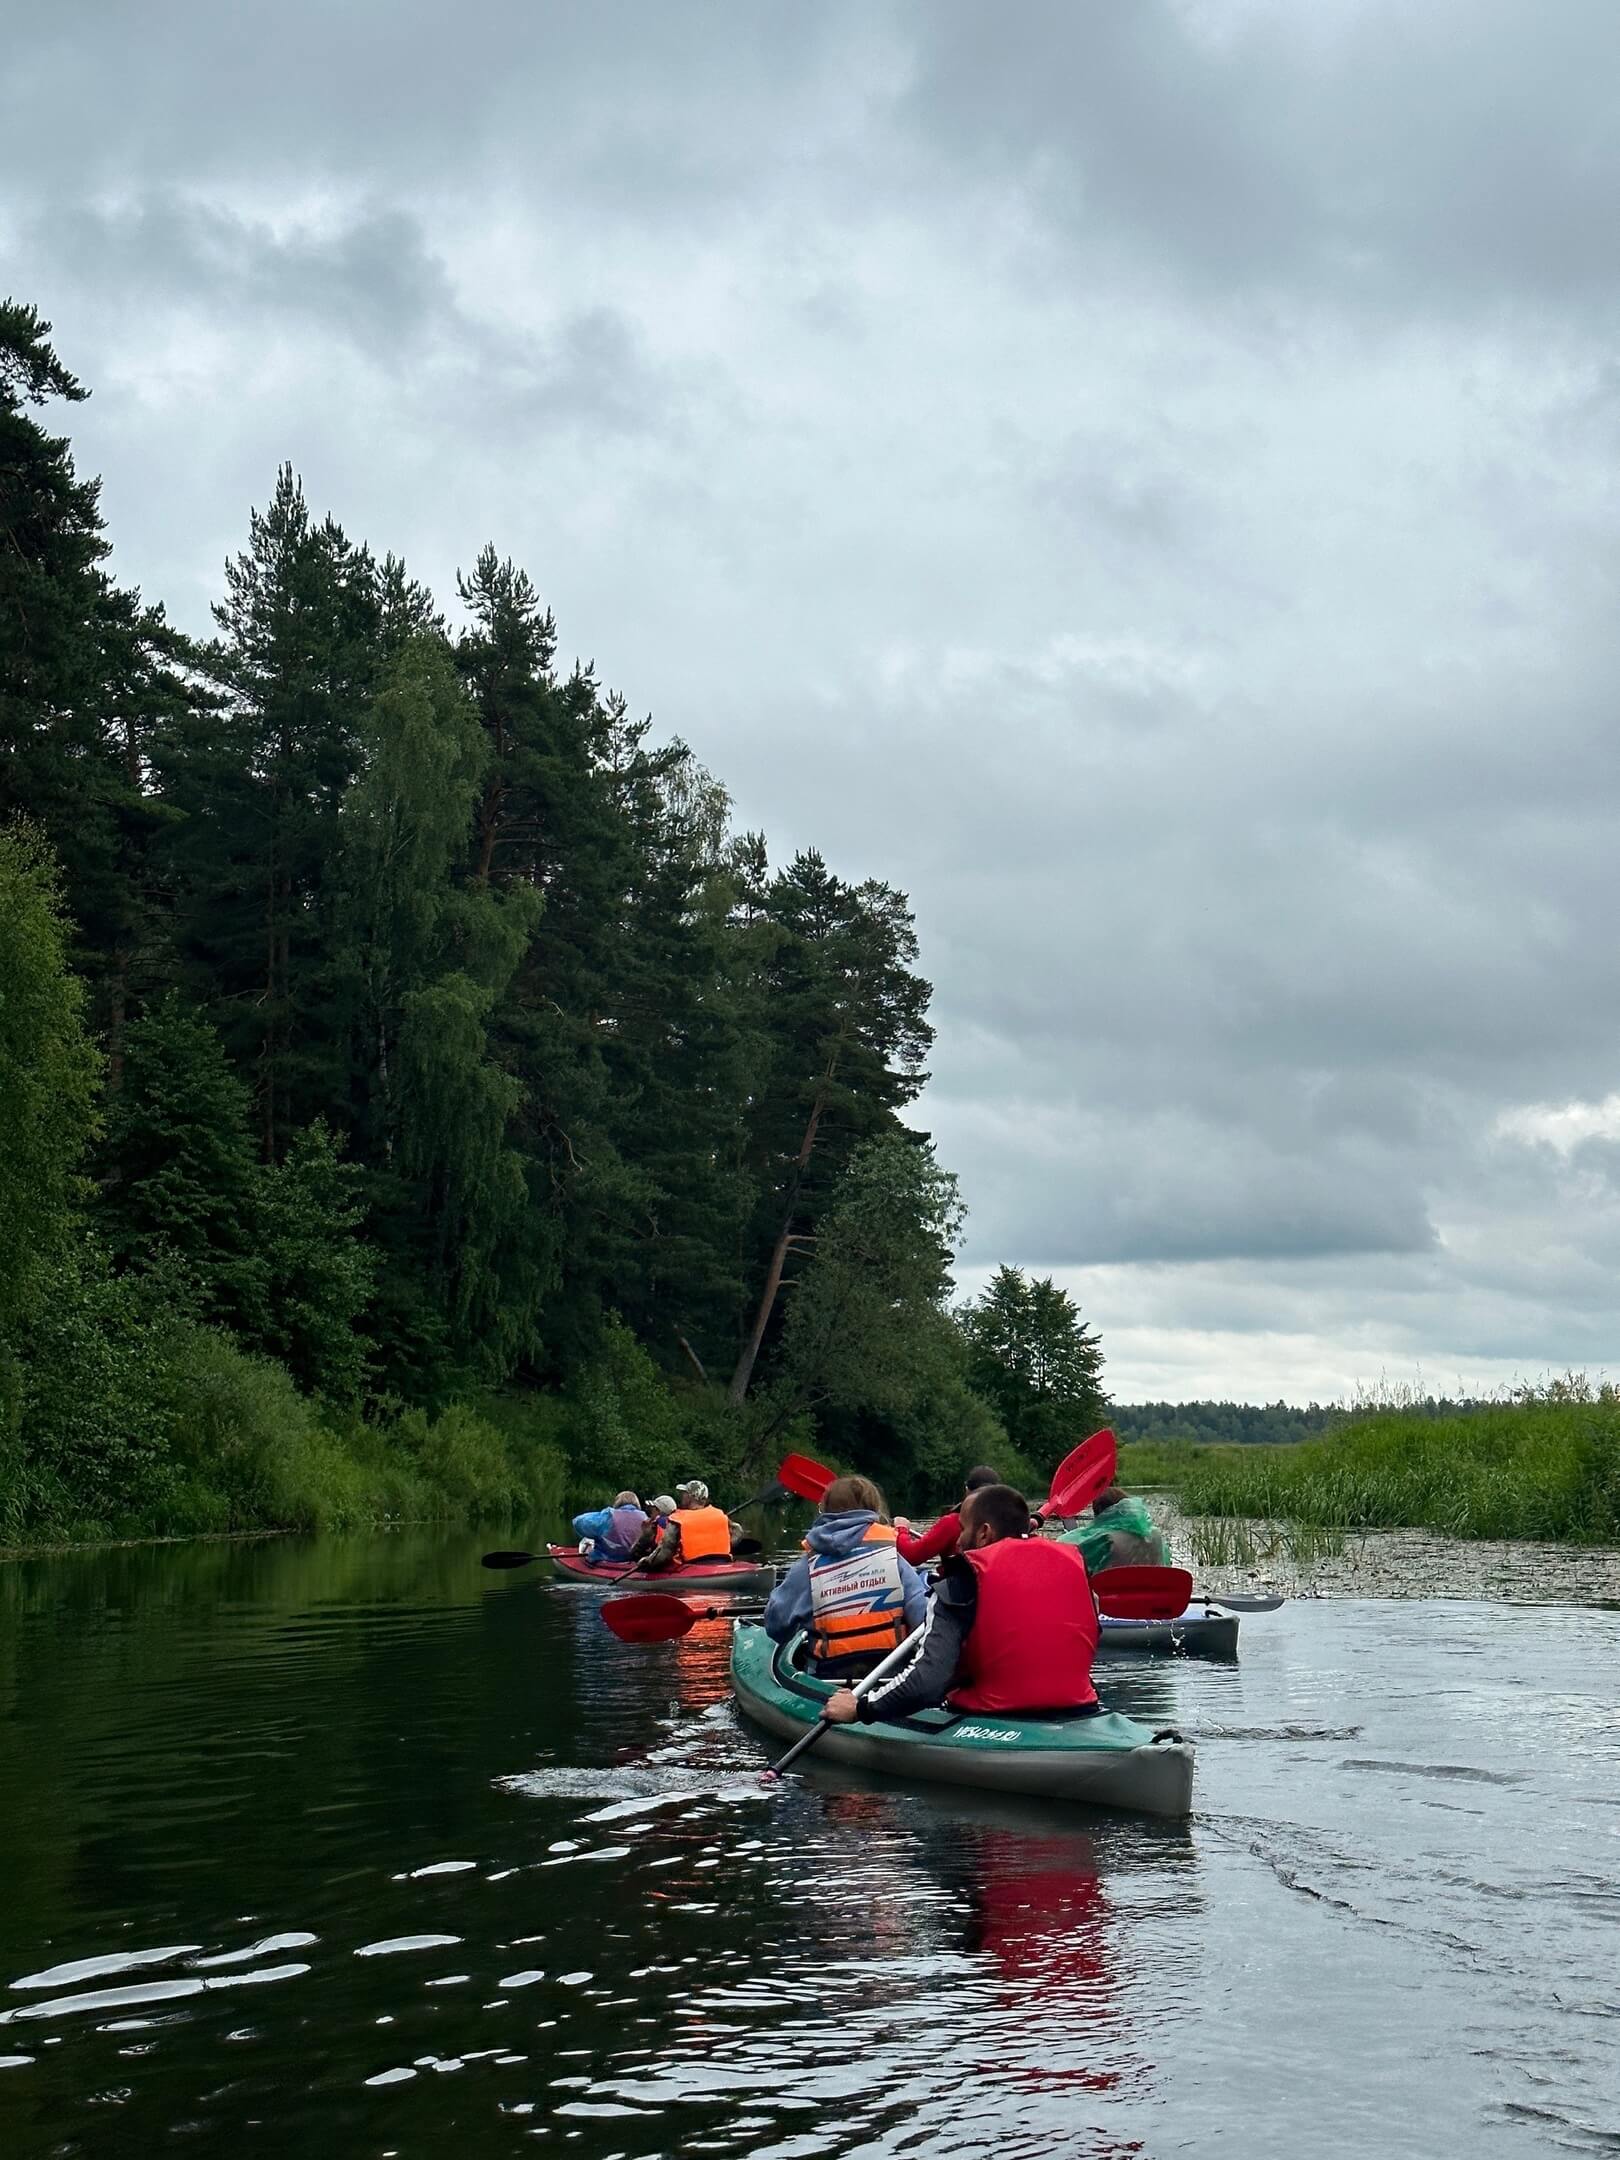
[0,1966,311,2025]
[6,1531,1619,2159]
[10,1947,201,1992]
[352,1935,462,1958]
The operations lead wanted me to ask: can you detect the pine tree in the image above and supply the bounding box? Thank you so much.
[0,302,203,1055]
[334,632,543,1390]
[763,1131,964,1437]
[727,851,934,1402]
[959,1265,1108,1459]
[169,466,385,1158]
[98,995,268,1334]
[255,1123,373,1398]
[0,824,102,1438]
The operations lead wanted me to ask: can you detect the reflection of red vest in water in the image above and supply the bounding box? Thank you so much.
[949,1539,1099,1713]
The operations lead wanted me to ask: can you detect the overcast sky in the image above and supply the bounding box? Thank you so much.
[8,0,1620,1402]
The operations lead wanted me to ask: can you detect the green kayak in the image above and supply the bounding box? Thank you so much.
[730,1623,1194,1819]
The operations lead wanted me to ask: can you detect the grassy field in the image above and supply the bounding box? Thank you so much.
[1125,1379,1620,1545]
[1118,1439,1267,1489]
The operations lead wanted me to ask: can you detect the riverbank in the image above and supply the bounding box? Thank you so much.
[1154,1496,1620,1603]
[1126,1381,1620,1547]
[0,1330,770,1550]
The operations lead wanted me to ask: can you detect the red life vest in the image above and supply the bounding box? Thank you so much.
[808,1523,907,1668]
[948,1538,1099,1714]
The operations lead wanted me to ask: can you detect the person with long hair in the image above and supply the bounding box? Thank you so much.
[763,1473,928,1678]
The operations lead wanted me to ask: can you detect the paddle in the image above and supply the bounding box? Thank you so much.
[1089,1565,1286,1618]
[1039,1427,1118,1520]
[777,1452,835,1503]
[1092,1565,1196,1620]
[480,1536,764,1572]
[759,1627,923,1784]
[777,1437,1116,1558]
[600,1594,767,1643]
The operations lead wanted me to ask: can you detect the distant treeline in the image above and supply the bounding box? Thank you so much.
[1112,1401,1348,1447]
[1112,1392,1514,1451]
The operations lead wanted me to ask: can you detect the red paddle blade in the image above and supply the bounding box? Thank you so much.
[1045,1428,1117,1518]
[1093,1566,1194,1621]
[599,1595,699,1644]
[777,1452,835,1502]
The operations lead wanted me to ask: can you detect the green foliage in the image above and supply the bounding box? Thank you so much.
[959,1265,1107,1457]
[0,302,983,1546]
[766,1134,962,1435]
[98,995,264,1323]
[99,1002,374,1398]
[1172,1377,1620,1544]
[0,825,101,1336]
[5,1235,186,1540]
[255,1123,374,1398]
[1117,1439,1261,1489]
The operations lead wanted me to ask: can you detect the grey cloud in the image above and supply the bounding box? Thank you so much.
[899,0,1620,315]
[34,199,458,355]
[7,1,1620,1392]
[930,1091,1437,1268]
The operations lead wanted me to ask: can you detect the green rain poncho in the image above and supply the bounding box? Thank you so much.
[1058,1494,1172,1577]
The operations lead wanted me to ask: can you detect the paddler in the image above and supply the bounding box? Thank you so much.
[893,1464,1002,1566]
[626,1494,677,1564]
[763,1474,928,1679]
[571,1491,647,1562]
[1054,1485,1172,1576]
[640,1479,735,1573]
[824,1483,1099,1725]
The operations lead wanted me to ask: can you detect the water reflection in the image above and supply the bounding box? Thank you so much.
[1,1532,1617,2156]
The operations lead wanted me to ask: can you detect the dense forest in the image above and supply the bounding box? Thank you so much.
[0,301,1111,1544]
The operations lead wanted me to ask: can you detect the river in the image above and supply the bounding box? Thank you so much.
[1,1529,1616,2157]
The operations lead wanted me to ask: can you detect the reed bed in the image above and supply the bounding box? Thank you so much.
[1157,1377,1620,1545]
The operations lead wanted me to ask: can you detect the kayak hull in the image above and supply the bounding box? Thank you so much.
[1097,1607,1241,1658]
[730,1623,1194,1819]
[546,1545,776,1596]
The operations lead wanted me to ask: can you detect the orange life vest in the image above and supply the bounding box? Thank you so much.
[808,1522,907,1668]
[671,1504,732,1563]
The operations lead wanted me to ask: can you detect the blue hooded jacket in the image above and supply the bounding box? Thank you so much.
[763,1510,928,1644]
[571,1503,647,1560]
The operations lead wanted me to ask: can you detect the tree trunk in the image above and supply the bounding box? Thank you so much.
[727,1090,828,1405]
[473,779,506,883]
[106,952,129,1095]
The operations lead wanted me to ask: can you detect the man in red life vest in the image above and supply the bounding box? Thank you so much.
[824,1483,1099,1725]
[893,1463,1002,1567]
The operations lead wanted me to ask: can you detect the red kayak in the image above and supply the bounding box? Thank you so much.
[544,1545,776,1595]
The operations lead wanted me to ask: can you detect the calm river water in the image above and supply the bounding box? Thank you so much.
[1,1530,1617,2158]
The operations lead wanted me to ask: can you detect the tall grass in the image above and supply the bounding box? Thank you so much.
[1183,1515,1346,1569]
[1119,1439,1263,1489]
[1169,1377,1620,1545]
